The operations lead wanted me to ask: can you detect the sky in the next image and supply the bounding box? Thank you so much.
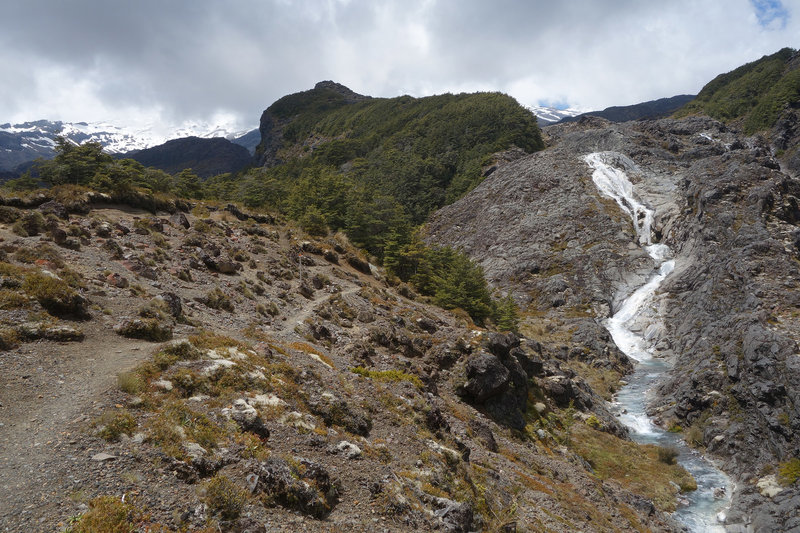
[0,0,798,132]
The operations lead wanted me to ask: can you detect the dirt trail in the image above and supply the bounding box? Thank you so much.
[0,328,154,530]
[275,285,361,338]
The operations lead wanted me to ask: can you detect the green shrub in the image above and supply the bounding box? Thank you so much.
[204,475,248,520]
[0,289,28,310]
[166,340,203,356]
[95,409,137,442]
[11,211,45,236]
[0,327,19,350]
[13,243,65,268]
[494,293,520,333]
[138,298,170,320]
[779,458,800,485]
[657,446,679,465]
[171,368,207,397]
[145,415,185,458]
[70,495,138,533]
[0,206,21,223]
[585,415,601,429]
[202,287,235,312]
[115,318,172,342]
[22,272,88,317]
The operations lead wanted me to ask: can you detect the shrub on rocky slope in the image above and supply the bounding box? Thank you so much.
[0,193,691,532]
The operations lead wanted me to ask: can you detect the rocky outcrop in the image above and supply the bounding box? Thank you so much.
[428,114,800,531]
[255,81,369,167]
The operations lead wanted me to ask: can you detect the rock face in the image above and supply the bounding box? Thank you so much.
[428,114,800,530]
[255,81,369,167]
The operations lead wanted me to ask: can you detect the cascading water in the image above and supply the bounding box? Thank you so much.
[584,152,732,532]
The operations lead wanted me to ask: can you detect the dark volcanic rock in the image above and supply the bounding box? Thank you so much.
[430,113,800,530]
[460,352,509,402]
[250,457,339,518]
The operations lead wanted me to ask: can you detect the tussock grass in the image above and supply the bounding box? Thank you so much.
[117,371,145,394]
[68,495,139,533]
[204,475,249,520]
[350,366,423,389]
[571,423,696,512]
[94,409,137,442]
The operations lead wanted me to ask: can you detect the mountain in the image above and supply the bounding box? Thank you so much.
[675,47,800,134]
[125,136,253,178]
[555,95,695,124]
[0,119,258,173]
[3,53,800,533]
[529,105,584,125]
[252,81,543,219]
[255,80,372,167]
[426,47,800,530]
[230,128,261,154]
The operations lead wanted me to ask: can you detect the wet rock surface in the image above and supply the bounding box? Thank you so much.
[429,115,800,531]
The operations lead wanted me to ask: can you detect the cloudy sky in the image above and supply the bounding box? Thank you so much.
[0,0,798,132]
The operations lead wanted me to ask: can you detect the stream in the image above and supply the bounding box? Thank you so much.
[584,152,733,532]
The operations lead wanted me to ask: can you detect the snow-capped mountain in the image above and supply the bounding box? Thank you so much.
[0,119,258,173]
[528,106,584,125]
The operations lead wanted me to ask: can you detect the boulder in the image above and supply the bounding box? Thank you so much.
[469,419,498,452]
[171,212,190,229]
[329,440,362,460]
[250,457,339,518]
[416,317,438,333]
[37,200,68,219]
[223,399,270,439]
[159,292,182,318]
[461,353,510,402]
[433,498,474,533]
[487,332,520,358]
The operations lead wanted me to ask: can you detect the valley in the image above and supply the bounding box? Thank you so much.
[0,47,799,532]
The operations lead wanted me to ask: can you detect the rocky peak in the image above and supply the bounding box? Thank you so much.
[313,80,369,103]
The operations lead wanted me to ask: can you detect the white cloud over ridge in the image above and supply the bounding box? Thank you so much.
[0,0,798,130]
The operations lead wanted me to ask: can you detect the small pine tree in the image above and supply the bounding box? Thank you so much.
[433,250,493,324]
[494,293,520,333]
[299,205,328,236]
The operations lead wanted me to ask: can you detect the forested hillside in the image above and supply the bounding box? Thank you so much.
[676,47,800,133]
[212,83,544,256]
[13,84,544,326]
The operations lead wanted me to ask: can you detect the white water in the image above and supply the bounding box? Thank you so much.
[585,152,732,532]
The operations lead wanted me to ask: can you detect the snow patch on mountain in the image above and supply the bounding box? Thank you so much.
[528,106,584,125]
[1,119,255,155]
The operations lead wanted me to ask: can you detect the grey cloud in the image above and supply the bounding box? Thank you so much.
[1,0,798,128]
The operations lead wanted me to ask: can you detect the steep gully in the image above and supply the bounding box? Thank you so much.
[584,152,733,532]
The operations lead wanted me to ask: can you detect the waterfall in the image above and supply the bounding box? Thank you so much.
[585,152,732,532]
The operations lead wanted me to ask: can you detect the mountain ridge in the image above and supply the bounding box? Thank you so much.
[0,119,259,174]
[556,94,695,124]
